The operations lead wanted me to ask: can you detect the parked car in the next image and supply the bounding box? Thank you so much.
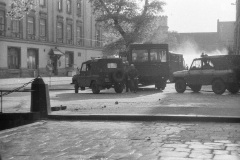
[172,55,240,95]
[72,58,125,94]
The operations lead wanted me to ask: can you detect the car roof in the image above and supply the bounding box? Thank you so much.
[83,58,123,64]
[193,55,240,61]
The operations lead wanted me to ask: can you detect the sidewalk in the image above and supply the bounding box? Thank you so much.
[0,120,240,160]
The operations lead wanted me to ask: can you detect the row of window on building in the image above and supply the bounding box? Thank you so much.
[8,46,75,70]
[0,0,102,47]
[39,0,83,16]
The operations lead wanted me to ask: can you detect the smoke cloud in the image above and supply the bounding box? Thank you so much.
[173,40,228,67]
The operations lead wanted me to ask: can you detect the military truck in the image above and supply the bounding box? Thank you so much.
[173,55,240,95]
[72,58,125,94]
[127,44,170,90]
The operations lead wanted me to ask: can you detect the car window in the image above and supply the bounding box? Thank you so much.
[202,59,214,70]
[150,49,167,62]
[81,63,87,71]
[190,59,201,70]
[107,63,117,68]
[132,49,148,62]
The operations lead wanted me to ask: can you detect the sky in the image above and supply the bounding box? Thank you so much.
[162,0,236,33]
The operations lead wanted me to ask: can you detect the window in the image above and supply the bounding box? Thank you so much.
[107,63,117,68]
[66,24,72,44]
[57,22,63,42]
[58,0,63,11]
[39,18,46,40]
[65,51,74,67]
[12,20,22,38]
[39,0,46,7]
[132,50,148,62]
[67,0,72,14]
[0,10,5,36]
[77,0,82,16]
[27,48,38,69]
[8,47,21,69]
[27,16,35,39]
[76,24,83,46]
[96,25,101,47]
[150,49,167,62]
[190,60,202,70]
[81,63,86,71]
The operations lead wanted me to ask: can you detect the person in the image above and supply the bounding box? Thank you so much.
[127,64,139,93]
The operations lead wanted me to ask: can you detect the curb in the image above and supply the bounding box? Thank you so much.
[47,114,240,123]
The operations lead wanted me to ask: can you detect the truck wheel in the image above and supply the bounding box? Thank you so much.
[92,81,100,94]
[74,82,79,93]
[189,85,202,92]
[212,79,226,95]
[114,83,124,93]
[175,79,186,93]
[227,83,239,94]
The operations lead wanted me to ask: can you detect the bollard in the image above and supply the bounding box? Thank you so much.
[31,78,51,118]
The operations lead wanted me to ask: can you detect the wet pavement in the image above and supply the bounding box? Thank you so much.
[0,120,240,160]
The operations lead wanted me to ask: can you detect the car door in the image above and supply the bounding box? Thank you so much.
[79,63,87,86]
[187,59,202,85]
[201,59,214,85]
[84,63,92,86]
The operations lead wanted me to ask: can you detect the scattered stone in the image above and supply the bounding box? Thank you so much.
[51,106,60,111]
[145,137,151,141]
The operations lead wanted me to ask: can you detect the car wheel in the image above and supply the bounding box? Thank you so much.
[189,85,202,92]
[92,81,100,94]
[227,83,239,94]
[114,83,124,93]
[74,82,79,93]
[212,79,226,95]
[175,79,186,93]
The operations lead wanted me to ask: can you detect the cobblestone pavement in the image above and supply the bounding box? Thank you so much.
[0,121,240,160]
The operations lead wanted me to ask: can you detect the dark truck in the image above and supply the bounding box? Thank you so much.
[72,58,125,94]
[173,55,240,95]
[127,44,170,90]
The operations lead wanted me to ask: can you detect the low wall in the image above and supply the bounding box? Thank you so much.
[0,112,40,130]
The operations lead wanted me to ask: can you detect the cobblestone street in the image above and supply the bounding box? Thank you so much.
[0,121,240,160]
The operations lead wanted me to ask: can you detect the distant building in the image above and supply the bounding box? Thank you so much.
[0,0,103,78]
[178,20,234,54]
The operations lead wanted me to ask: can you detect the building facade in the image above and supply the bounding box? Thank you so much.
[0,0,103,78]
[235,0,240,55]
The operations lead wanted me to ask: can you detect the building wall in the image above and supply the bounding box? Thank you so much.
[0,0,103,78]
[235,0,240,55]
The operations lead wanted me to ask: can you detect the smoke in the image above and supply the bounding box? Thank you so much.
[172,40,228,67]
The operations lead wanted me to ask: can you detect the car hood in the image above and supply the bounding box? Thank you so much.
[173,70,188,77]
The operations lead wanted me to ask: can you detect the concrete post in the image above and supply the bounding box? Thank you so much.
[30,78,51,117]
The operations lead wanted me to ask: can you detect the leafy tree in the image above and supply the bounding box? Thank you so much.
[7,0,37,20]
[89,0,165,55]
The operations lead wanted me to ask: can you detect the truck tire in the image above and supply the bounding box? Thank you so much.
[212,79,226,95]
[189,85,202,92]
[175,79,186,93]
[92,81,100,94]
[227,83,239,94]
[112,70,124,83]
[114,83,124,93]
[74,82,79,93]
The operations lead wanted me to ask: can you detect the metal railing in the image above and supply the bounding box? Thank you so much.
[0,78,37,113]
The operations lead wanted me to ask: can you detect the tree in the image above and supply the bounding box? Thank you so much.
[89,0,165,55]
[7,0,37,20]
